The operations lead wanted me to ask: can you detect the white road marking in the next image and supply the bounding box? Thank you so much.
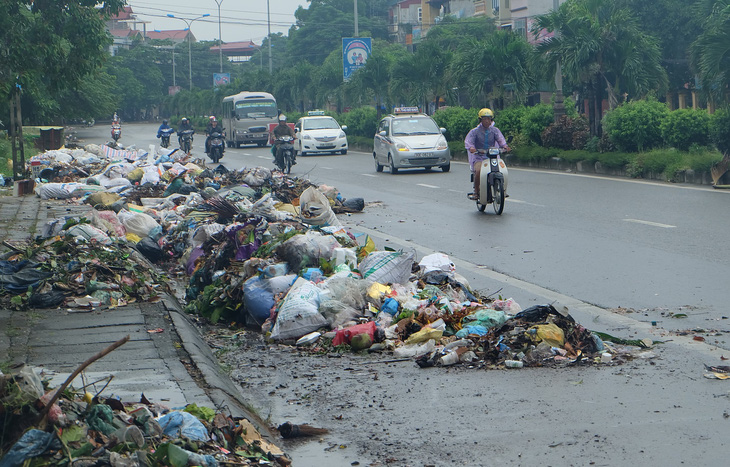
[507,199,545,207]
[242,153,252,156]
[256,155,269,159]
[623,218,676,228]
[417,183,440,189]
[361,174,378,178]
[320,166,334,170]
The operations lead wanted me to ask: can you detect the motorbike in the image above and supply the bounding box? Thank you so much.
[178,129,195,154]
[111,124,121,142]
[274,135,295,174]
[159,128,174,148]
[471,147,509,215]
[208,130,225,163]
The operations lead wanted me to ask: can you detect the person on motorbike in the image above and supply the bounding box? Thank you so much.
[156,119,173,138]
[205,116,224,154]
[111,113,122,141]
[464,108,510,201]
[177,117,194,145]
[270,114,297,165]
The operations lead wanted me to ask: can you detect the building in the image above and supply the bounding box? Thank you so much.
[209,41,260,63]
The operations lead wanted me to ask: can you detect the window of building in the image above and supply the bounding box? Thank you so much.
[418,7,422,24]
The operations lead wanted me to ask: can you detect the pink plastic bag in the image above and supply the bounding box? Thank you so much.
[332,321,377,346]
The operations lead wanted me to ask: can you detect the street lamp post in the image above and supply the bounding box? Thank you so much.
[552,0,565,122]
[214,0,224,73]
[167,13,210,90]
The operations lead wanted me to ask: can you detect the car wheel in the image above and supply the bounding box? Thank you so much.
[389,156,399,174]
[340,149,347,155]
[374,154,383,172]
[301,151,308,157]
[441,162,451,172]
[424,166,431,172]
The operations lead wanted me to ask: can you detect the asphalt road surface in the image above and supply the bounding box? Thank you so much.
[69,122,730,466]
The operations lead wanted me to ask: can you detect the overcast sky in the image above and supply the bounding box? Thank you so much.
[127,0,308,44]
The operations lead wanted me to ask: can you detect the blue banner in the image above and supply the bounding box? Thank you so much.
[342,38,372,81]
[213,73,230,87]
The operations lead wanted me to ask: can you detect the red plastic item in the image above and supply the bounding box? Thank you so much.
[332,321,377,347]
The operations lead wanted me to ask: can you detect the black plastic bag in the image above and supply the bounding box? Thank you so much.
[29,290,66,308]
[136,237,163,263]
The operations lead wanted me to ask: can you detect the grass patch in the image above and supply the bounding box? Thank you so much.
[0,135,41,178]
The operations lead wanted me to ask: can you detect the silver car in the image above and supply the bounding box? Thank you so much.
[373,109,450,174]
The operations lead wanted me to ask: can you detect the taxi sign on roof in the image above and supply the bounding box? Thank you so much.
[307,110,326,116]
[393,106,420,114]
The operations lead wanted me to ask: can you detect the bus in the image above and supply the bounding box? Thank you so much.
[221,91,278,147]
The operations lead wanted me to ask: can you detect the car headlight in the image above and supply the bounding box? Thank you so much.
[338,131,346,138]
[395,140,409,151]
[435,136,448,150]
[303,134,312,140]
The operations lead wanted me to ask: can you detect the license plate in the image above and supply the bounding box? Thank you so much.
[414,152,434,157]
[318,145,335,149]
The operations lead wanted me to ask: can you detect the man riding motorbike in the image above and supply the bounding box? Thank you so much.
[157,119,173,137]
[270,114,297,166]
[205,116,223,154]
[464,108,510,201]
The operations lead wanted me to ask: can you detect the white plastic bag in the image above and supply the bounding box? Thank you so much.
[299,186,340,227]
[418,253,455,274]
[269,277,328,342]
[359,249,416,285]
[117,210,159,238]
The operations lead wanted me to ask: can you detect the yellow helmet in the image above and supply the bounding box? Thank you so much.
[478,108,494,119]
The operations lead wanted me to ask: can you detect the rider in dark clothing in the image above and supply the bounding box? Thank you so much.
[205,117,224,154]
[270,114,297,165]
[157,120,173,138]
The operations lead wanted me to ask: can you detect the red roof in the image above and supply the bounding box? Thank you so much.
[146,30,192,41]
[110,29,142,39]
[209,41,259,54]
[111,6,134,21]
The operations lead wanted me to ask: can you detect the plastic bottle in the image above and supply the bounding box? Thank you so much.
[504,360,524,368]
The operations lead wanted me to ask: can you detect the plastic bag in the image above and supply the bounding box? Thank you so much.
[117,210,159,238]
[269,277,327,342]
[157,411,209,442]
[275,231,340,271]
[243,276,275,326]
[66,224,112,245]
[299,186,341,227]
[332,321,377,347]
[393,339,436,358]
[359,249,415,285]
[418,253,455,274]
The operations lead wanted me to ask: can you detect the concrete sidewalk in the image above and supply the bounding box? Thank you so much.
[0,193,257,422]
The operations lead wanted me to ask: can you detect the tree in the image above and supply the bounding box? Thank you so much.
[391,41,451,114]
[691,0,730,106]
[533,0,668,136]
[451,30,534,109]
[0,0,125,177]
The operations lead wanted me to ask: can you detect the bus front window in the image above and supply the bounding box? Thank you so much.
[235,100,277,118]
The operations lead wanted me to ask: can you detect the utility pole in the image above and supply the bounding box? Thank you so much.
[354,0,359,37]
[553,0,565,122]
[267,0,272,73]
[215,0,224,73]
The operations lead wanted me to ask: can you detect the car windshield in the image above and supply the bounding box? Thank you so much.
[303,117,339,130]
[391,117,440,136]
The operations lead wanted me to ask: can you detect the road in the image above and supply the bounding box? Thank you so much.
[69,123,730,466]
[74,123,730,344]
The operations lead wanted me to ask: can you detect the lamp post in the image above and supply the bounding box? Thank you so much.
[167,13,210,90]
[267,0,272,73]
[214,0,224,73]
[552,0,565,121]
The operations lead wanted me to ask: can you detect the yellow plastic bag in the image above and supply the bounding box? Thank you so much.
[529,323,565,348]
[367,282,391,300]
[405,327,443,345]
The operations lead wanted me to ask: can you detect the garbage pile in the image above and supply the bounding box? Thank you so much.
[0,364,289,466]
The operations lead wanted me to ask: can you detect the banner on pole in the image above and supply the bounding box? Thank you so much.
[213,73,230,87]
[342,37,371,81]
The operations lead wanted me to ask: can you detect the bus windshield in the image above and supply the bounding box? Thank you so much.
[235,99,277,118]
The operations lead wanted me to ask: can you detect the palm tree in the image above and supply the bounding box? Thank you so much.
[391,41,450,114]
[532,0,667,135]
[691,0,730,106]
[451,30,534,109]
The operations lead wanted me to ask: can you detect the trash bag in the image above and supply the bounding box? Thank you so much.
[359,249,415,285]
[242,276,275,326]
[28,290,66,308]
[157,411,209,442]
[117,210,159,238]
[514,304,572,323]
[66,224,112,245]
[0,429,61,467]
[299,186,341,227]
[0,260,53,293]
[269,277,327,342]
[136,237,163,263]
[275,231,340,271]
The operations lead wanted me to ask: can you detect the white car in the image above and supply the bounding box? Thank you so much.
[294,113,348,156]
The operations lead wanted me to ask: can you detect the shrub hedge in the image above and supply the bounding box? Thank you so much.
[660,109,710,151]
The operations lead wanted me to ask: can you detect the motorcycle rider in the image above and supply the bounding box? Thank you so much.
[156,119,173,138]
[111,113,122,141]
[205,116,224,154]
[270,114,297,166]
[177,117,194,148]
[464,108,510,201]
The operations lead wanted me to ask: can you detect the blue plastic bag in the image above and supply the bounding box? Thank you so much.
[157,411,209,442]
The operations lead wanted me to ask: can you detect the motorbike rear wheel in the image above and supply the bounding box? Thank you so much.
[285,155,292,174]
[492,178,505,215]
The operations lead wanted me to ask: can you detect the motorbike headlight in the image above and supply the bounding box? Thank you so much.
[395,140,409,151]
[435,136,448,150]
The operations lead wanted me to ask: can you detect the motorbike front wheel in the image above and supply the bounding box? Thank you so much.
[492,178,505,215]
